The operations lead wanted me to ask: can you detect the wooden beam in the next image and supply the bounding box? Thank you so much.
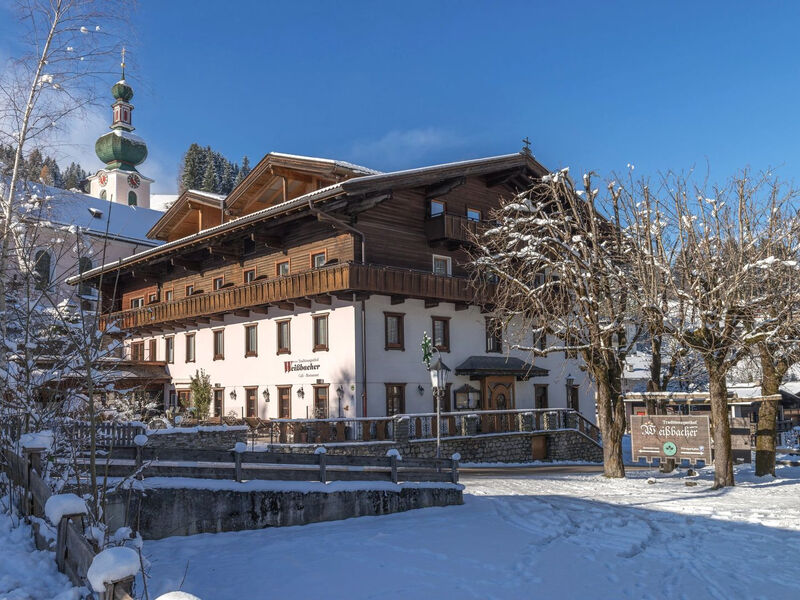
[275,301,295,311]
[485,167,525,188]
[390,295,406,305]
[170,257,203,273]
[342,192,392,215]
[196,317,211,324]
[333,292,354,302]
[455,303,469,311]
[250,232,284,249]
[233,309,250,318]
[251,305,269,314]
[294,298,312,309]
[207,246,240,260]
[425,176,465,200]
[424,299,439,308]
[210,314,226,323]
[313,294,332,305]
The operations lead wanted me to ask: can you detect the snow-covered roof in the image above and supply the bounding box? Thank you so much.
[4,177,163,246]
[269,152,381,176]
[185,189,226,202]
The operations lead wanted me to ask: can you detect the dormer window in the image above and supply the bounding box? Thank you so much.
[88,207,103,219]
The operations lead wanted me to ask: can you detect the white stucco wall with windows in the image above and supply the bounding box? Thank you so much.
[130,294,595,423]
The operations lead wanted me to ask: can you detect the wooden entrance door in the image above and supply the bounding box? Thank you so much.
[483,376,515,410]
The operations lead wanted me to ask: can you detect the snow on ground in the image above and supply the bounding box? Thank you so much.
[141,464,800,600]
[0,500,81,599]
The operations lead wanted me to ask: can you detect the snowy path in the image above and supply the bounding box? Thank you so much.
[0,506,80,600]
[141,465,800,600]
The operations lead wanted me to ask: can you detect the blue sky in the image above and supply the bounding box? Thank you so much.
[4,1,800,194]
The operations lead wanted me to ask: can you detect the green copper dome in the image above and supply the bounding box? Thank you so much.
[111,80,133,102]
[95,129,147,171]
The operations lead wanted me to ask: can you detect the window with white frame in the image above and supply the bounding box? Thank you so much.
[432,255,451,276]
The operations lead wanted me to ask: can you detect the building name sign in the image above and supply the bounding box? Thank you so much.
[630,415,712,465]
[283,358,321,378]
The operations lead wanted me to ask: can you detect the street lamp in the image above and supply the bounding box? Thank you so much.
[428,354,450,459]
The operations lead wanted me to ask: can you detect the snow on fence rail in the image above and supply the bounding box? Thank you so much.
[72,446,459,485]
[0,445,136,599]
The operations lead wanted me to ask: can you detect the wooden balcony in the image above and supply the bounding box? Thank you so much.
[101,262,493,331]
[424,213,483,246]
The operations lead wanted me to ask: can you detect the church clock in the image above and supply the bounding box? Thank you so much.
[127,173,141,189]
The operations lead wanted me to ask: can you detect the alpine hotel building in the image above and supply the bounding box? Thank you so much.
[74,148,594,422]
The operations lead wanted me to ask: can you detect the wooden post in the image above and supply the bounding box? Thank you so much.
[135,445,143,469]
[390,455,398,483]
[451,457,459,484]
[104,576,134,600]
[233,451,242,482]
[55,517,69,572]
[318,452,327,483]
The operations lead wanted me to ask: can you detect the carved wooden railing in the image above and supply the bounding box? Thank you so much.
[101,262,492,330]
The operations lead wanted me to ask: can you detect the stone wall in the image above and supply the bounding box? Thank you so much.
[145,426,247,450]
[263,430,602,463]
[106,484,463,539]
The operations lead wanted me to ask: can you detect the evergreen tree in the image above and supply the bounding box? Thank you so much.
[25,149,44,182]
[180,143,203,192]
[220,159,234,194]
[200,146,217,193]
[62,162,87,191]
[232,155,250,188]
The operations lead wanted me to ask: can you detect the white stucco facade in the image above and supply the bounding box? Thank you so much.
[131,294,595,422]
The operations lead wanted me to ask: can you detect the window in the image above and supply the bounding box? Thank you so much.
[429,199,445,217]
[213,388,224,418]
[277,319,291,354]
[454,384,481,410]
[432,255,451,276]
[466,207,481,222]
[278,386,292,419]
[185,284,194,296]
[34,250,51,289]
[431,317,450,352]
[276,261,289,276]
[486,318,503,353]
[130,341,145,361]
[245,324,258,357]
[169,390,177,410]
[244,269,256,284]
[177,390,191,410]
[148,339,157,362]
[213,276,224,291]
[385,384,405,416]
[311,251,326,268]
[534,385,549,409]
[148,293,158,304]
[384,313,404,350]
[213,329,224,360]
[533,327,546,351]
[165,289,174,302]
[185,333,195,362]
[245,387,258,418]
[313,386,329,419]
[313,315,328,351]
[567,383,580,411]
[130,297,144,309]
[77,257,94,297]
[165,337,174,363]
[128,191,137,206]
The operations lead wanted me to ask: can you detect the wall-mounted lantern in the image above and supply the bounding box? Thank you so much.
[262,388,270,402]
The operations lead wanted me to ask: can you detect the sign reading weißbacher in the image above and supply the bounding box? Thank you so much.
[630,415,712,464]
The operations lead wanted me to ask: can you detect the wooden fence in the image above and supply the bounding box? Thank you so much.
[0,445,135,599]
[72,446,459,485]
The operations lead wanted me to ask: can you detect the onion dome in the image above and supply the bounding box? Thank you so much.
[111,79,133,102]
[95,129,147,171]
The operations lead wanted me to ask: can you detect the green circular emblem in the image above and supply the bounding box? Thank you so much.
[663,441,677,456]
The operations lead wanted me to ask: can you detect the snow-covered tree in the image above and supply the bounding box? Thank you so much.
[621,170,799,488]
[471,169,637,478]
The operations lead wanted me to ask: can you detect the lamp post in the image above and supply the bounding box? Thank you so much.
[428,354,450,459]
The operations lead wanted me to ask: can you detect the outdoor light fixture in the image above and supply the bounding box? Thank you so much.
[336,385,344,400]
[417,384,425,396]
[229,389,237,401]
[297,387,305,399]
[262,388,270,402]
[566,374,574,387]
[428,354,451,459]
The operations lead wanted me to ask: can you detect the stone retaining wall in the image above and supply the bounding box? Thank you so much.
[145,427,247,450]
[106,484,463,539]
[263,430,602,463]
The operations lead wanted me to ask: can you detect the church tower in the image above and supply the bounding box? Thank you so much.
[88,49,153,208]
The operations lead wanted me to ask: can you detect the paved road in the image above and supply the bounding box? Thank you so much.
[460,463,653,478]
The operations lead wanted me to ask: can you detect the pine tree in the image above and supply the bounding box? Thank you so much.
[25,149,44,182]
[201,147,217,193]
[180,143,203,193]
[62,162,87,191]
[220,159,234,195]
